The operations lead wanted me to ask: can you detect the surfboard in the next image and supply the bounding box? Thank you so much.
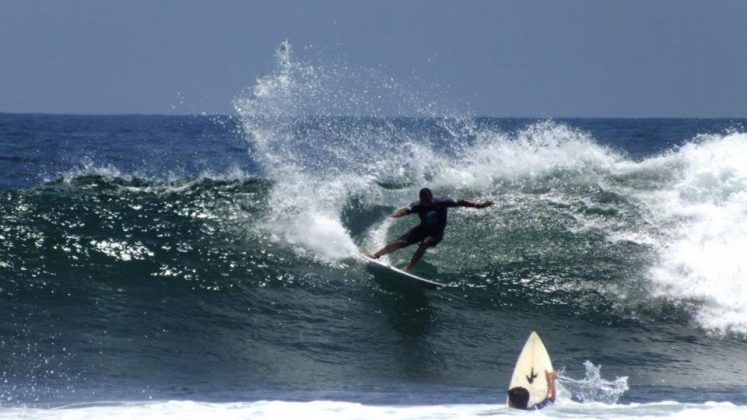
[507,331,554,408]
[358,253,446,289]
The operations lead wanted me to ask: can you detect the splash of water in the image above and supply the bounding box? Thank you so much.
[233,41,400,262]
[232,43,624,263]
[559,361,629,404]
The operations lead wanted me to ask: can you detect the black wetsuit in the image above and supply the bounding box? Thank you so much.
[397,197,458,247]
[531,397,552,410]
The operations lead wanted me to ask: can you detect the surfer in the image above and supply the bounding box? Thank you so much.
[507,370,557,410]
[364,187,493,272]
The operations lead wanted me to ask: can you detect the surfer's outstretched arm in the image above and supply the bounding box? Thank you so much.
[457,199,494,209]
[392,207,410,218]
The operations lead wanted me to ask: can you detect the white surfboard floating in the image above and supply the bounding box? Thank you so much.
[358,253,446,289]
[507,331,554,408]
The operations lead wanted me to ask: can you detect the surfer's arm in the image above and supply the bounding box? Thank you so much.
[392,208,411,218]
[457,199,494,209]
[546,371,557,403]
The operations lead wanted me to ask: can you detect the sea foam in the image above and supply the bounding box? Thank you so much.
[641,132,747,334]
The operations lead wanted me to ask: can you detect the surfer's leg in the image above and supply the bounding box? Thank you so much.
[367,225,426,259]
[366,240,405,259]
[401,233,442,272]
[402,242,428,272]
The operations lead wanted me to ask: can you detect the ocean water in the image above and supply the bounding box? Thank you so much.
[2,43,747,419]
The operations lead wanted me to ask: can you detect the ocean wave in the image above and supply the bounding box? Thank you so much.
[227,42,747,334]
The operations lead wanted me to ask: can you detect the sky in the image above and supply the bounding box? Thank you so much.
[1,0,745,117]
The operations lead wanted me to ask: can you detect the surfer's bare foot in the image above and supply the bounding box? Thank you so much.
[401,265,412,272]
[363,252,379,259]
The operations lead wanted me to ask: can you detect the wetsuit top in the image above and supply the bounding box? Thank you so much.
[511,396,552,411]
[405,197,458,233]
[531,397,552,410]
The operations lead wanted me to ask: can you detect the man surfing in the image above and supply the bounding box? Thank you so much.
[364,188,493,272]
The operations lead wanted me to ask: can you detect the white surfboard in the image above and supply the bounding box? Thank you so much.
[507,331,554,408]
[358,253,446,289]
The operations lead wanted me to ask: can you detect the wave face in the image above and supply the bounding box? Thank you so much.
[1,44,747,407]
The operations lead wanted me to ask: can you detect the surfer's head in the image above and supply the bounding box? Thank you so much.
[419,187,433,204]
[507,387,530,409]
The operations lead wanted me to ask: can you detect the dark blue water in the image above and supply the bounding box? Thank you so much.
[2,113,747,409]
[3,113,743,189]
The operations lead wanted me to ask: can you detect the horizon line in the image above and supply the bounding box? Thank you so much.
[2,111,746,120]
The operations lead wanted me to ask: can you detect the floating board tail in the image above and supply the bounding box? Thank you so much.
[507,331,554,408]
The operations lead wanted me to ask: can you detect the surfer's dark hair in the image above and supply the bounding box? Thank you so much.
[507,387,530,409]
[419,187,433,201]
